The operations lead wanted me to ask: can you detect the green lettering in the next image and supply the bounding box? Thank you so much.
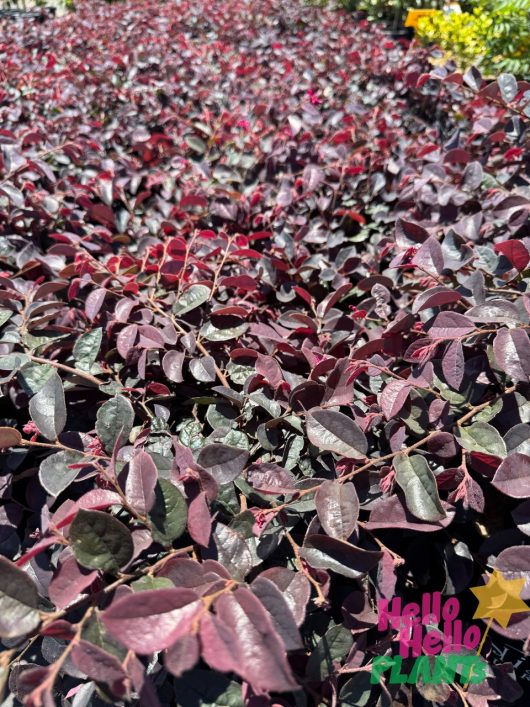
[370,656,395,684]
[437,653,460,683]
[467,657,488,685]
[389,656,408,684]
[407,656,435,684]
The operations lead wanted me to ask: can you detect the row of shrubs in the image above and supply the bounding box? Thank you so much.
[322,0,530,77]
[8,0,530,78]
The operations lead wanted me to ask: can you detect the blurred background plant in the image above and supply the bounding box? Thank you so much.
[326,0,446,27]
[417,0,530,77]
[307,1,530,77]
[0,0,69,12]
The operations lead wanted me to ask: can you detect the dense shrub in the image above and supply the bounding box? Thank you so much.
[417,0,530,78]
[1,1,530,706]
[357,0,427,26]
[314,0,445,28]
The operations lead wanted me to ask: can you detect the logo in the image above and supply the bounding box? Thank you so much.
[371,569,530,686]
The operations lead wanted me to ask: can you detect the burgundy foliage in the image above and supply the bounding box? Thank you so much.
[1,0,530,705]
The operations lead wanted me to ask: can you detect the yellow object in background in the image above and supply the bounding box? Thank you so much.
[405,9,438,28]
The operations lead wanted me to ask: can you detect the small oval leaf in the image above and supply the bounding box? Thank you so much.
[306,409,367,460]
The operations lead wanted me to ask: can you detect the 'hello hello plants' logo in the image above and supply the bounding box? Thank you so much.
[371,569,530,686]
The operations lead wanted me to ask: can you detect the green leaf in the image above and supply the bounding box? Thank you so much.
[339,672,373,706]
[227,362,254,384]
[400,390,429,435]
[173,285,211,316]
[96,395,134,452]
[39,450,83,497]
[211,523,252,580]
[148,479,187,545]
[218,429,250,450]
[283,433,304,470]
[22,331,68,354]
[18,362,55,395]
[73,328,103,371]
[0,309,13,327]
[306,624,353,681]
[199,321,248,342]
[70,509,134,572]
[130,576,174,592]
[29,370,66,440]
[178,419,204,451]
[249,391,281,418]
[185,136,207,154]
[474,397,503,424]
[173,669,244,707]
[82,610,127,660]
[456,422,507,458]
[0,353,29,384]
[394,453,446,522]
[0,556,40,639]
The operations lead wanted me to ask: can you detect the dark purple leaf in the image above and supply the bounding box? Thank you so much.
[259,568,310,627]
[493,328,530,383]
[197,444,249,485]
[314,480,359,540]
[428,312,475,339]
[162,351,185,383]
[102,588,202,653]
[442,340,465,390]
[164,634,200,678]
[189,356,216,382]
[395,219,429,246]
[306,408,367,459]
[496,546,530,599]
[0,427,22,448]
[250,576,303,650]
[379,380,411,420]
[411,236,444,276]
[85,288,107,321]
[302,164,324,192]
[365,495,455,532]
[412,286,461,313]
[300,535,382,579]
[48,549,97,609]
[210,587,298,692]
[125,450,158,514]
[246,462,297,494]
[187,491,212,547]
[462,161,483,190]
[116,324,139,359]
[71,641,128,697]
[208,524,252,580]
[467,300,521,324]
[492,453,530,498]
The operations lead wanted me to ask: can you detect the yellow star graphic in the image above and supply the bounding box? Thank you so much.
[463,569,530,690]
[470,568,530,628]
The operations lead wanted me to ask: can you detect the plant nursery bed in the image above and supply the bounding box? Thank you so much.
[0,1,530,706]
